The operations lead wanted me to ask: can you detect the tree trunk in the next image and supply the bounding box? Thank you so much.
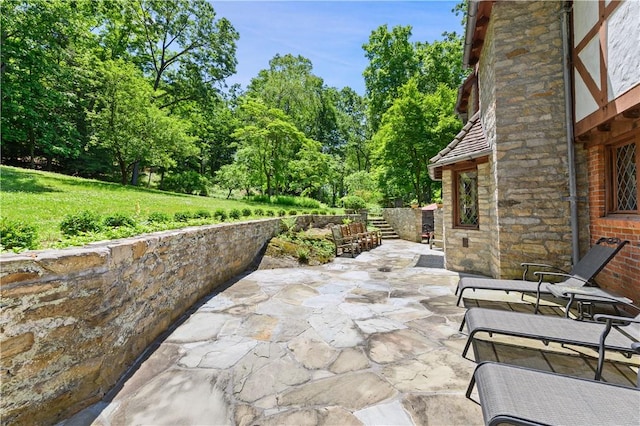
[131,161,140,186]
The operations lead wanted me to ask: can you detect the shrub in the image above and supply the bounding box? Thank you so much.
[194,209,211,219]
[60,210,102,236]
[174,211,193,222]
[254,208,265,216]
[214,208,227,221]
[241,208,252,217]
[288,210,298,216]
[160,171,209,195]
[266,210,275,217]
[103,213,135,228]
[311,210,319,215]
[341,195,367,211]
[319,210,327,215]
[229,208,241,219]
[296,248,309,264]
[278,209,286,217]
[148,212,171,223]
[1,218,38,251]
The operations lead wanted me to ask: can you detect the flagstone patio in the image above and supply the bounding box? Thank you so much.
[61,239,638,426]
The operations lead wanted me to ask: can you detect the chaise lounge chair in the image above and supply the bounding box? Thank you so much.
[455,237,629,315]
[466,357,640,426]
[460,302,640,380]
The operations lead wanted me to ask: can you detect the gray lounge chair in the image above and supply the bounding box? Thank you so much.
[466,359,640,426]
[460,304,640,380]
[455,237,629,315]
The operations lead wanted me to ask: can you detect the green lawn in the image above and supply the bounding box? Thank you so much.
[0,166,335,251]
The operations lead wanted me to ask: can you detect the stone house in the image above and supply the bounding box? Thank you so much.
[429,0,640,304]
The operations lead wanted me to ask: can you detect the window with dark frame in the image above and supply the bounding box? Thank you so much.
[608,136,638,215]
[454,168,479,228]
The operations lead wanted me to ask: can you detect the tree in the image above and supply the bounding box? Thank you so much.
[362,25,418,133]
[373,79,459,205]
[214,163,248,199]
[1,0,98,168]
[245,54,340,152]
[89,60,195,184]
[335,87,370,171]
[127,0,239,108]
[415,32,466,93]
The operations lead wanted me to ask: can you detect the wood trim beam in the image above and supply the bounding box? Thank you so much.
[575,84,640,137]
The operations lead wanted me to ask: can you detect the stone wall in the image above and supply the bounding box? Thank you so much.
[381,208,422,243]
[1,219,290,425]
[480,1,581,278]
[441,162,493,276]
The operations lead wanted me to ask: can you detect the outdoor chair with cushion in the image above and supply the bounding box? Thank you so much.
[455,237,629,316]
[330,226,360,258]
[466,357,640,426]
[460,303,640,380]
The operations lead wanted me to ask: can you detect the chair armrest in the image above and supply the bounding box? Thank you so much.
[521,263,569,281]
[593,313,640,326]
[532,271,591,285]
[558,287,634,305]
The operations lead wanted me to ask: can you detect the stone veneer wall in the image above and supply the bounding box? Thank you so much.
[381,208,421,242]
[477,0,583,278]
[0,216,350,425]
[441,162,493,276]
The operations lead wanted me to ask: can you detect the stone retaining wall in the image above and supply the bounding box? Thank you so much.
[382,208,422,242]
[0,216,350,425]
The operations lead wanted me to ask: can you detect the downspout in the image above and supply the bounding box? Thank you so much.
[561,1,580,265]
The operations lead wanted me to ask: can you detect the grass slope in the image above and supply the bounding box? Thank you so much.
[0,166,332,251]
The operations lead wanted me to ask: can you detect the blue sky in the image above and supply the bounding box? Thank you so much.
[213,1,463,95]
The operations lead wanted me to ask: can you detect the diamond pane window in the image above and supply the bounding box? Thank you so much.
[615,142,637,212]
[455,169,479,227]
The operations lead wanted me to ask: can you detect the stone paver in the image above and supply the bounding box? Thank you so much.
[63,240,485,425]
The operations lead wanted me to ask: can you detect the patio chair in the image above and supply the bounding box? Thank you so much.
[455,237,629,315]
[348,222,372,251]
[330,226,360,258]
[460,303,640,380]
[355,221,379,248]
[466,358,640,426]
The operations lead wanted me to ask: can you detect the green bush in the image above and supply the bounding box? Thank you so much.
[1,218,38,251]
[247,194,321,209]
[241,208,252,217]
[288,210,298,216]
[103,213,135,228]
[266,210,275,217]
[148,212,171,223]
[278,209,286,217]
[174,211,193,222]
[194,209,211,219]
[254,208,265,216]
[311,210,319,215]
[214,208,227,221]
[160,171,209,195]
[341,195,367,211]
[60,210,103,236]
[229,208,241,219]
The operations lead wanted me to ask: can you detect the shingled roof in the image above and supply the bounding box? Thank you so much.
[428,112,490,180]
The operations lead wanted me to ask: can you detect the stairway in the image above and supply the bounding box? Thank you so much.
[369,217,400,240]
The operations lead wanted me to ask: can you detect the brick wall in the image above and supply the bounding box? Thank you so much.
[586,144,640,305]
